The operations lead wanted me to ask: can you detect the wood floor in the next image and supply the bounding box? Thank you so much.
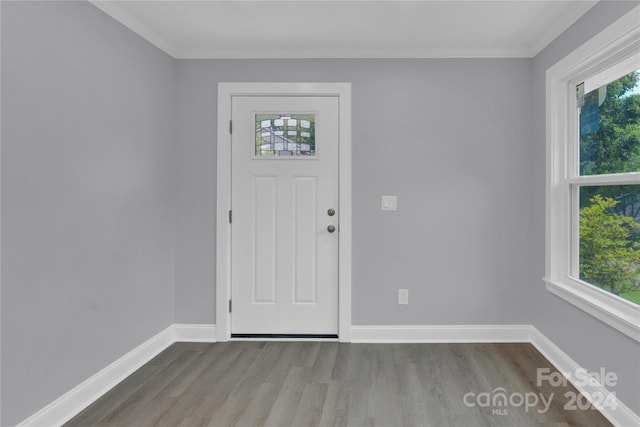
[65,342,612,427]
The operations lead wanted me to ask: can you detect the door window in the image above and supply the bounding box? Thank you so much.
[255,113,316,157]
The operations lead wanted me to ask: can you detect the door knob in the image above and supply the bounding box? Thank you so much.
[327,225,336,233]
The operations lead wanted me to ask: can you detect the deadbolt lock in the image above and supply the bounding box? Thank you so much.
[327,208,336,216]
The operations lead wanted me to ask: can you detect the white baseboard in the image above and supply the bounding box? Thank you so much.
[17,324,217,426]
[351,324,533,343]
[529,328,640,427]
[174,323,217,342]
[16,323,638,427]
[351,324,638,426]
[16,324,175,427]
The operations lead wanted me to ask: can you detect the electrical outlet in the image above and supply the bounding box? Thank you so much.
[381,195,397,211]
[398,289,409,305]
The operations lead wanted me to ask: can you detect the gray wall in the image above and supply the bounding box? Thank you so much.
[529,0,640,415]
[3,0,639,424]
[174,58,533,325]
[1,2,176,425]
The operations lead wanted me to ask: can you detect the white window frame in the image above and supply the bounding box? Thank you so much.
[545,6,640,342]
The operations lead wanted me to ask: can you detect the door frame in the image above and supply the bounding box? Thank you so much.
[216,82,352,342]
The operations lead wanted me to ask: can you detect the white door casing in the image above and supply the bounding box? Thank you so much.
[231,96,339,334]
[216,83,352,341]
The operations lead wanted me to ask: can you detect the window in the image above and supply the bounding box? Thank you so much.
[576,72,640,304]
[546,6,640,341]
[255,114,316,157]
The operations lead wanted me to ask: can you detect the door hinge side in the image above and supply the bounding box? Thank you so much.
[229,210,232,224]
[229,120,232,134]
[229,299,232,313]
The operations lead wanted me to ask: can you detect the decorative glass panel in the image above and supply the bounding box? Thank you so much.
[578,184,640,304]
[255,114,316,157]
[579,69,640,175]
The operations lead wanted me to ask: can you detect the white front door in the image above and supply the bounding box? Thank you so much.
[231,96,339,335]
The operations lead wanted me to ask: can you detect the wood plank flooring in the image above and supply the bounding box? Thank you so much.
[65,342,612,427]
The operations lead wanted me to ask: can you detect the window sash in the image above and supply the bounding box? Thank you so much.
[567,174,640,186]
[566,64,640,295]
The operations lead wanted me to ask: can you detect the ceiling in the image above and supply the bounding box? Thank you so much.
[89,0,599,59]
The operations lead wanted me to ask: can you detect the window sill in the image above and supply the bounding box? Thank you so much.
[543,278,640,342]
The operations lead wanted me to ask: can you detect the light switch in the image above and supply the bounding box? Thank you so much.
[381,195,397,211]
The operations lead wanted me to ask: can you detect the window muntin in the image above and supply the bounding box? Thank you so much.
[255,113,316,157]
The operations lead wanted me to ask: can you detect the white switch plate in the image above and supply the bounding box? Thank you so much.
[381,195,397,211]
[398,289,408,305]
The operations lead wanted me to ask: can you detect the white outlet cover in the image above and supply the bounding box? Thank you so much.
[381,195,397,211]
[398,289,409,305]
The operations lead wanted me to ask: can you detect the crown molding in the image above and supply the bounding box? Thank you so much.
[89,0,179,58]
[174,47,531,59]
[87,0,594,59]
[528,0,598,57]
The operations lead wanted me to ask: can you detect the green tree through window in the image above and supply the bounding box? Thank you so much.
[580,194,640,300]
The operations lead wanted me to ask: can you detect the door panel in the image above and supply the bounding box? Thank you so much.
[293,177,317,303]
[253,176,277,303]
[231,96,339,335]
